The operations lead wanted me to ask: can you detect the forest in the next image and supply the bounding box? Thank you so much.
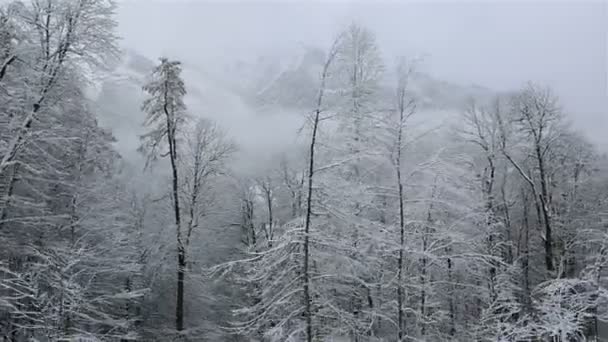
[0,0,607,341]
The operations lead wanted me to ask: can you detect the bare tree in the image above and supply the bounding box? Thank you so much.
[335,22,384,183]
[383,57,417,341]
[461,98,503,303]
[233,177,257,248]
[280,156,305,219]
[256,176,276,248]
[181,118,235,265]
[500,83,563,273]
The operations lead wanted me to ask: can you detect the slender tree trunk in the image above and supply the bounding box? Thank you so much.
[447,250,455,337]
[301,41,337,341]
[176,250,185,331]
[249,204,256,248]
[121,277,132,342]
[163,88,184,332]
[394,61,415,341]
[0,164,17,229]
[298,175,304,216]
[397,178,406,340]
[396,109,406,342]
[0,165,18,340]
[484,161,499,303]
[266,188,273,247]
[291,191,297,218]
[420,236,427,337]
[172,158,185,334]
[592,245,606,340]
[420,182,436,338]
[302,107,318,342]
[500,178,513,264]
[0,55,15,81]
[535,145,554,272]
[521,188,531,312]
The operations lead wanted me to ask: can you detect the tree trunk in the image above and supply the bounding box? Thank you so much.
[0,55,15,81]
[535,145,554,272]
[500,178,513,264]
[121,277,132,342]
[164,87,184,332]
[266,188,273,247]
[301,40,337,341]
[521,188,532,312]
[447,253,456,337]
[0,164,17,230]
[484,161,499,303]
[302,106,318,342]
[396,115,406,341]
[420,183,436,338]
[171,153,184,333]
[176,249,185,332]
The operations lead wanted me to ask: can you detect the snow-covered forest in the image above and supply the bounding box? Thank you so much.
[1,0,607,341]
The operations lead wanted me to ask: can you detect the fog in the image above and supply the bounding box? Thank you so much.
[117,0,607,150]
[3,1,608,340]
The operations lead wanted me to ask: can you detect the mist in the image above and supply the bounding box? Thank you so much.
[1,1,608,341]
[116,0,607,150]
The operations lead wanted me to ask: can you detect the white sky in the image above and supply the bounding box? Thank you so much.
[116,0,608,149]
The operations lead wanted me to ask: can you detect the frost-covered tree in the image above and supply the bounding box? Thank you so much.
[0,0,119,175]
[499,84,565,275]
[0,4,135,336]
[2,6,607,342]
[0,76,143,341]
[139,57,188,333]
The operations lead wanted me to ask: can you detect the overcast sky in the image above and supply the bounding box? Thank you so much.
[117,0,608,149]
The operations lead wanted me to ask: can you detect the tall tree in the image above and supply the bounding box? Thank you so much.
[301,34,343,342]
[376,57,417,340]
[333,23,385,339]
[181,118,235,256]
[499,84,563,274]
[139,57,188,332]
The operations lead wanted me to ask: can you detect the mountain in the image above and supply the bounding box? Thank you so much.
[214,46,495,112]
[87,47,500,173]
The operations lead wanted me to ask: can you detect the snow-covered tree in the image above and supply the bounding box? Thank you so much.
[139,57,189,333]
